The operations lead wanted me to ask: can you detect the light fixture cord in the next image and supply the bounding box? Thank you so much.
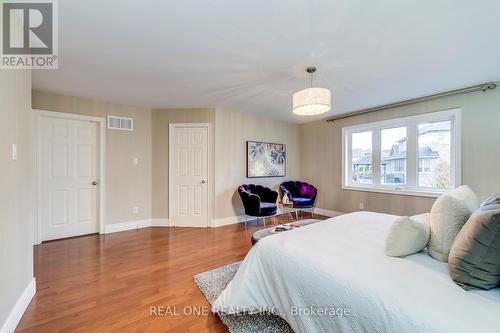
[310,71,314,88]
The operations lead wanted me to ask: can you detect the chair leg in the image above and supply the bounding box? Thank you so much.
[311,207,315,217]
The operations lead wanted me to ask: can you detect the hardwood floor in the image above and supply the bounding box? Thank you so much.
[17,213,327,333]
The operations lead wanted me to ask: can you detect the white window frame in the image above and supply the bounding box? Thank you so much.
[342,108,461,198]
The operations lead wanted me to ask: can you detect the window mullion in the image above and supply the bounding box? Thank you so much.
[372,128,381,186]
[451,114,461,188]
[406,122,417,189]
[346,131,352,186]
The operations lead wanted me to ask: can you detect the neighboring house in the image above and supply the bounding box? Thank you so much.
[352,155,384,184]
[353,121,451,188]
[415,121,451,188]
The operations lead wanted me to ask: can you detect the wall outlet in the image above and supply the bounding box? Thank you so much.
[359,202,364,210]
[132,157,139,165]
[133,206,139,214]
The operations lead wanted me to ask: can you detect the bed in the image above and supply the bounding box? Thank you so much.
[212,212,500,333]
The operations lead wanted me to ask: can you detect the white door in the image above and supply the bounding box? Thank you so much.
[170,125,209,227]
[39,115,99,241]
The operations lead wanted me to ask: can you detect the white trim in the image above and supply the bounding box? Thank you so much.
[168,123,212,228]
[342,108,461,197]
[104,219,170,234]
[210,209,344,227]
[34,110,107,244]
[151,218,169,227]
[99,114,107,236]
[211,215,247,228]
[104,219,152,234]
[312,208,344,218]
[451,109,462,190]
[1,278,36,333]
[341,185,444,198]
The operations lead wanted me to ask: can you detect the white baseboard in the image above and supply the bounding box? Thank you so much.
[210,208,344,228]
[1,278,36,333]
[151,218,169,227]
[313,207,344,217]
[104,218,169,234]
[278,207,343,218]
[104,219,152,234]
[103,211,343,232]
[211,215,246,227]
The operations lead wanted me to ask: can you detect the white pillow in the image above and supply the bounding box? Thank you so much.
[427,185,479,262]
[385,213,430,257]
[447,185,480,212]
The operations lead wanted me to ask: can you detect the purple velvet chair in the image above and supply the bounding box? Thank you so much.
[280,181,317,216]
[238,184,278,226]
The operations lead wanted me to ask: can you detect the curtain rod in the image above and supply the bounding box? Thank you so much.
[326,82,497,123]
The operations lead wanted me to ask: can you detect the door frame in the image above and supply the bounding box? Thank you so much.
[168,123,212,227]
[34,110,107,244]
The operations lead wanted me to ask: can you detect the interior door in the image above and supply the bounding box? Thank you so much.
[39,115,99,241]
[170,125,209,227]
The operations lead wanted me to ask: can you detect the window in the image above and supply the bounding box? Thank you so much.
[418,121,451,189]
[381,127,407,185]
[351,131,372,184]
[343,109,461,197]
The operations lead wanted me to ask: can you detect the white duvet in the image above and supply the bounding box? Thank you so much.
[212,212,500,333]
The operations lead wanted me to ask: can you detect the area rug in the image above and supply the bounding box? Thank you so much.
[194,262,294,333]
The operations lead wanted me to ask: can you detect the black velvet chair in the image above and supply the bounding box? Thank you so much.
[238,184,278,226]
[280,181,318,217]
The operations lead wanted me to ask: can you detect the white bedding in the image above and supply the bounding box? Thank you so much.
[212,211,500,333]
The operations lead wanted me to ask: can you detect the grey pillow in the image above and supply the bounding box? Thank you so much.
[448,204,500,290]
[481,193,500,207]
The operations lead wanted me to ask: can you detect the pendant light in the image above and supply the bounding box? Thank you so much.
[292,66,331,116]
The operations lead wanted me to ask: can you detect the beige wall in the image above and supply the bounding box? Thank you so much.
[0,70,34,326]
[214,108,300,218]
[29,96,301,222]
[300,85,500,215]
[151,107,300,220]
[151,108,215,218]
[32,90,152,224]
[32,84,499,224]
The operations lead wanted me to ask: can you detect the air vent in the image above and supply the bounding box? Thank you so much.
[107,116,133,131]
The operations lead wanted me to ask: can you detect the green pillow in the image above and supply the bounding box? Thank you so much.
[448,204,500,290]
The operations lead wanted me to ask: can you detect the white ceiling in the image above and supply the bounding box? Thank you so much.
[33,0,500,123]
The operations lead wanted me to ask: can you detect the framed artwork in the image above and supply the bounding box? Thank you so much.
[247,141,286,178]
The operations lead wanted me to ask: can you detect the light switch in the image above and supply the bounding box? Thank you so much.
[133,157,139,165]
[12,144,17,161]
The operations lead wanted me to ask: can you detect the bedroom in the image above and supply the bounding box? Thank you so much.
[1,1,500,332]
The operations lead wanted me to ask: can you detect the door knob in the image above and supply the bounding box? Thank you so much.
[91,181,98,186]
[201,180,207,184]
